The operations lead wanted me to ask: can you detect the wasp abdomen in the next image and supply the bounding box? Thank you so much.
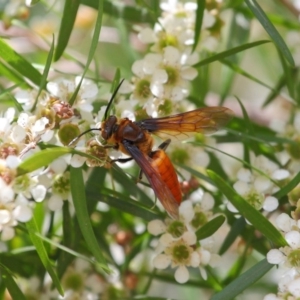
[150,149,182,204]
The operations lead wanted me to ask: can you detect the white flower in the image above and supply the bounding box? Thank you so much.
[285,231,300,249]
[174,265,189,283]
[31,185,47,202]
[263,294,278,300]
[147,219,167,236]
[267,249,285,264]
[47,76,98,113]
[0,177,33,241]
[287,277,300,297]
[48,194,64,211]
[233,162,281,212]
[276,213,296,233]
[263,196,279,212]
[70,154,87,168]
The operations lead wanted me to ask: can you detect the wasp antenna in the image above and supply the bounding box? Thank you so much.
[68,128,101,147]
[104,79,125,120]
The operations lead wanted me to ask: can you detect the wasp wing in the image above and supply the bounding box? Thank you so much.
[122,140,179,219]
[136,106,233,138]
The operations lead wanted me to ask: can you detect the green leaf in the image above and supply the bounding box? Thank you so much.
[26,217,64,295]
[220,11,251,103]
[193,40,270,68]
[1,267,27,300]
[192,0,205,52]
[0,87,24,112]
[70,167,109,271]
[263,74,286,107]
[69,0,103,105]
[220,58,274,90]
[32,35,55,112]
[196,215,226,240]
[110,166,154,207]
[219,217,246,255]
[244,0,295,66]
[207,170,287,247]
[236,97,259,155]
[176,163,215,186]
[17,147,72,176]
[0,63,28,87]
[211,259,273,300]
[81,0,153,23]
[277,47,296,100]
[273,171,300,200]
[87,190,161,221]
[54,0,80,61]
[0,38,42,86]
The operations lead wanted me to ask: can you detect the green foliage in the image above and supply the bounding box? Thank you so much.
[1,0,300,299]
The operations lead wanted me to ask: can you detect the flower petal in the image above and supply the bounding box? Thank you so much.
[174,265,189,283]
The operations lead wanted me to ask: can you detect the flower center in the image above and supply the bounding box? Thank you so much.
[53,172,70,198]
[191,211,207,229]
[135,79,151,100]
[170,148,190,165]
[173,244,190,260]
[64,272,84,291]
[158,32,178,49]
[168,220,186,238]
[165,66,179,85]
[165,239,193,265]
[288,249,300,268]
[245,190,263,210]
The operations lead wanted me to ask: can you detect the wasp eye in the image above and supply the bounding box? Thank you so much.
[102,115,117,140]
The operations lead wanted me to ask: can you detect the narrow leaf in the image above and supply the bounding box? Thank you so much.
[273,171,300,199]
[0,38,42,86]
[87,191,161,221]
[236,97,259,155]
[219,217,246,255]
[54,0,80,61]
[17,147,72,176]
[196,215,226,240]
[26,217,64,295]
[1,267,26,300]
[244,0,295,66]
[32,35,55,112]
[81,0,153,23]
[194,40,270,68]
[69,0,103,105]
[70,167,109,270]
[207,170,287,247]
[220,58,274,90]
[0,63,28,87]
[176,163,215,186]
[192,0,205,52]
[211,259,273,300]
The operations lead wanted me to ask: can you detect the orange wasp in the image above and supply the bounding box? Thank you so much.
[74,81,233,219]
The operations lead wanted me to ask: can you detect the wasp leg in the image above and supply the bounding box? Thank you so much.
[110,157,133,164]
[138,139,172,181]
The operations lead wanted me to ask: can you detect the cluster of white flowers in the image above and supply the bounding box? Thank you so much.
[15,258,126,299]
[148,198,220,283]
[0,77,100,240]
[128,1,220,117]
[231,155,290,213]
[265,212,300,300]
